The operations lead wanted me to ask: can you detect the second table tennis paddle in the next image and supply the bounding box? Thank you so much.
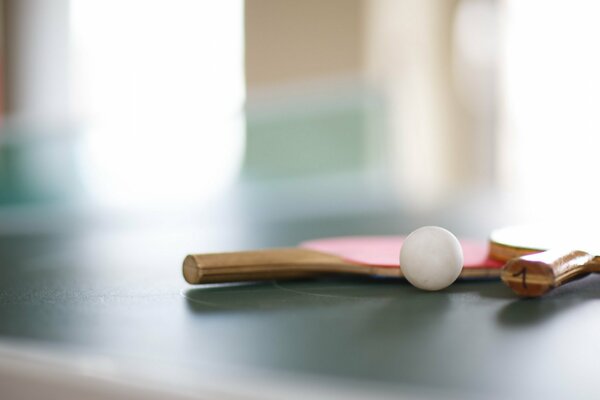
[183,236,504,284]
[490,226,600,297]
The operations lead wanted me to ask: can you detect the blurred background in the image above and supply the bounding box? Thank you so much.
[0,0,598,233]
[5,3,600,398]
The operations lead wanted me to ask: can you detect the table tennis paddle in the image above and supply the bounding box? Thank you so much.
[489,226,600,297]
[183,236,504,284]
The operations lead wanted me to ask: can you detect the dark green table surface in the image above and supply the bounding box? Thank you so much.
[1,195,600,400]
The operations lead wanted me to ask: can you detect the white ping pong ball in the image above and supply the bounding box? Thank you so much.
[399,226,463,291]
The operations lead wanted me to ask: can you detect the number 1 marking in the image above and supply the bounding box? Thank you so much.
[512,267,527,288]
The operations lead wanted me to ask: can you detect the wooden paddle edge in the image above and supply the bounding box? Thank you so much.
[488,241,542,262]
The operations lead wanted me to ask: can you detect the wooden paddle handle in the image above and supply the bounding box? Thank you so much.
[501,249,596,297]
[183,248,352,284]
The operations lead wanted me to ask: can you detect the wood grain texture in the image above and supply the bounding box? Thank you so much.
[488,241,540,262]
[183,248,401,284]
[500,249,597,297]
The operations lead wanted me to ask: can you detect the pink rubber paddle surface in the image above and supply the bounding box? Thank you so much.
[300,236,503,270]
